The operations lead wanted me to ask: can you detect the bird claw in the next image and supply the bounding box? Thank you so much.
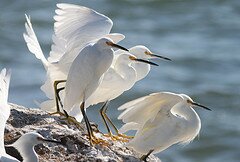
[88,134,109,146]
[117,133,134,139]
[92,137,109,146]
[103,133,130,142]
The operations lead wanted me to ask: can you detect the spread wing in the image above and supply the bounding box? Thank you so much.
[23,15,49,68]
[118,92,183,126]
[53,3,113,64]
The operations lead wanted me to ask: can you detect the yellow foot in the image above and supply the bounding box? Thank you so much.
[103,133,129,142]
[87,134,110,146]
[92,137,109,146]
[117,133,134,139]
[49,111,65,117]
[88,137,110,146]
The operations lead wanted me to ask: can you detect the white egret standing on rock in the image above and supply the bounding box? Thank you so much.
[118,92,211,161]
[63,37,128,145]
[0,68,61,162]
[23,3,125,119]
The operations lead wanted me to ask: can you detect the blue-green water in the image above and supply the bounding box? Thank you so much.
[0,0,239,161]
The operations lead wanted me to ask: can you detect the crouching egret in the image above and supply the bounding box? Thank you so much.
[0,68,61,162]
[63,37,128,145]
[118,92,211,161]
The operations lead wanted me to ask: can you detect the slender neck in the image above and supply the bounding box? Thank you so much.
[174,102,200,122]
[173,102,201,141]
[95,48,114,76]
[131,62,150,81]
[115,60,136,84]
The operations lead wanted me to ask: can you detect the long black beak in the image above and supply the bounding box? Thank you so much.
[192,102,212,111]
[134,58,159,66]
[150,53,172,61]
[43,138,62,144]
[107,42,129,51]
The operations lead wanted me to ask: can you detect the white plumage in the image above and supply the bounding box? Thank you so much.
[118,92,210,155]
[85,53,138,108]
[23,3,125,116]
[64,38,116,110]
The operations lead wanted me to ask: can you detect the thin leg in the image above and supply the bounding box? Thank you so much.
[50,80,83,130]
[99,101,114,136]
[54,80,66,111]
[102,102,133,140]
[140,149,154,162]
[56,87,65,108]
[81,102,109,146]
[80,102,94,145]
[50,80,66,116]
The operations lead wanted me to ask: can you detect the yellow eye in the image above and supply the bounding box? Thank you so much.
[106,41,112,45]
[129,56,136,60]
[144,51,151,55]
[187,100,192,104]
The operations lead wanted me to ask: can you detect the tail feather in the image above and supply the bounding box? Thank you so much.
[23,14,48,68]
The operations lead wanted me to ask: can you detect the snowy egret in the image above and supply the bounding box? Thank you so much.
[118,92,211,161]
[0,69,61,162]
[63,37,128,145]
[23,3,125,117]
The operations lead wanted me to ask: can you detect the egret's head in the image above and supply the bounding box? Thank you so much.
[20,132,61,145]
[98,37,128,51]
[129,45,171,61]
[181,94,211,111]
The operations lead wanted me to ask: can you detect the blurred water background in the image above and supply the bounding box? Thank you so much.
[0,0,239,161]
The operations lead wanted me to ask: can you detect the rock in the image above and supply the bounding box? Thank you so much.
[4,104,160,162]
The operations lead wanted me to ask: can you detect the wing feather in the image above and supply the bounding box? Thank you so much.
[53,3,113,64]
[23,15,48,68]
[118,92,183,125]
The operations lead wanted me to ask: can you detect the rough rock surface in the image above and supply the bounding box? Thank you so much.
[4,104,160,162]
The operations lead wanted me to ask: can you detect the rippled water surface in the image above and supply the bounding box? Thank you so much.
[0,0,239,161]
